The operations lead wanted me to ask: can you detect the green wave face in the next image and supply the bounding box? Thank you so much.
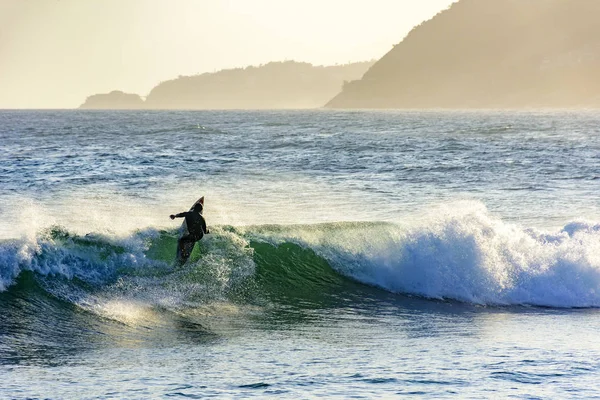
[251,240,362,307]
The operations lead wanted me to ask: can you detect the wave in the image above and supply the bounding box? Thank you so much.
[0,226,256,325]
[1,202,600,311]
[246,202,600,308]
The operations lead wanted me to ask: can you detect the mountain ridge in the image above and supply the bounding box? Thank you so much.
[79,60,374,110]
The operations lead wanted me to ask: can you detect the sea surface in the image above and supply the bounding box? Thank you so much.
[0,109,599,399]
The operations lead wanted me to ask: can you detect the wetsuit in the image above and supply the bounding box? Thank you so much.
[172,210,209,264]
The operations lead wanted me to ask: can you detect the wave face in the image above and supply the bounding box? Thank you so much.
[280,202,600,308]
[1,202,599,310]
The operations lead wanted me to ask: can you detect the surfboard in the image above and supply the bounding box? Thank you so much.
[176,196,204,265]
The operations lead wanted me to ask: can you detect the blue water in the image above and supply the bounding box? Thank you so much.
[1,109,599,398]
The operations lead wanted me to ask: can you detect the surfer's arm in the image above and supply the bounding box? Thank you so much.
[170,212,187,220]
[201,217,209,234]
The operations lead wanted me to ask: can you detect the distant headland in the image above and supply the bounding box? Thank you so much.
[327,0,600,109]
[80,91,145,109]
[79,61,374,110]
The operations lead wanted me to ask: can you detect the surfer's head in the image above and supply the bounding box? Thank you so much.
[193,203,203,213]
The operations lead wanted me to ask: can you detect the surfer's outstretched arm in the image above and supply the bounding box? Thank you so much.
[170,212,187,220]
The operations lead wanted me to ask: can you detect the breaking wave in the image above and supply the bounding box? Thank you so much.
[1,202,600,311]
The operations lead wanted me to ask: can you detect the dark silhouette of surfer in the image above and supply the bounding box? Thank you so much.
[170,197,209,265]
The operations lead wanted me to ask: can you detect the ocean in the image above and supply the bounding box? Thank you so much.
[0,109,599,398]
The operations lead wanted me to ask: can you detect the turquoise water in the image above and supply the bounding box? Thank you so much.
[1,110,599,398]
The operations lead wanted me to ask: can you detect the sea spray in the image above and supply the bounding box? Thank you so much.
[0,226,151,292]
[247,202,600,308]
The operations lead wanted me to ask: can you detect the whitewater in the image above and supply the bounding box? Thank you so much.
[1,109,599,398]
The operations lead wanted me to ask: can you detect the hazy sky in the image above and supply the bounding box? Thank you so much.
[0,0,455,108]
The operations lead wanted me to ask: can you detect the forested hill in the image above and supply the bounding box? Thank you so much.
[326,0,600,109]
[144,61,373,109]
[79,61,373,110]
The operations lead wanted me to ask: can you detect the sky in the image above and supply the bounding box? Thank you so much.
[0,0,455,108]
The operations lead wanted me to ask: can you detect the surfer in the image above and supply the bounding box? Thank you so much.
[170,197,209,265]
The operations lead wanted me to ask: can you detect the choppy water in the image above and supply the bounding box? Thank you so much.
[1,109,599,398]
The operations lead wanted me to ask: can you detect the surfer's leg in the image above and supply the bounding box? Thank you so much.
[176,236,195,265]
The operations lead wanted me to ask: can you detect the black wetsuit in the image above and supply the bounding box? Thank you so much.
[173,210,208,264]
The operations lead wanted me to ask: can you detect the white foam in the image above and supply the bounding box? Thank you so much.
[263,201,600,308]
[0,227,156,292]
